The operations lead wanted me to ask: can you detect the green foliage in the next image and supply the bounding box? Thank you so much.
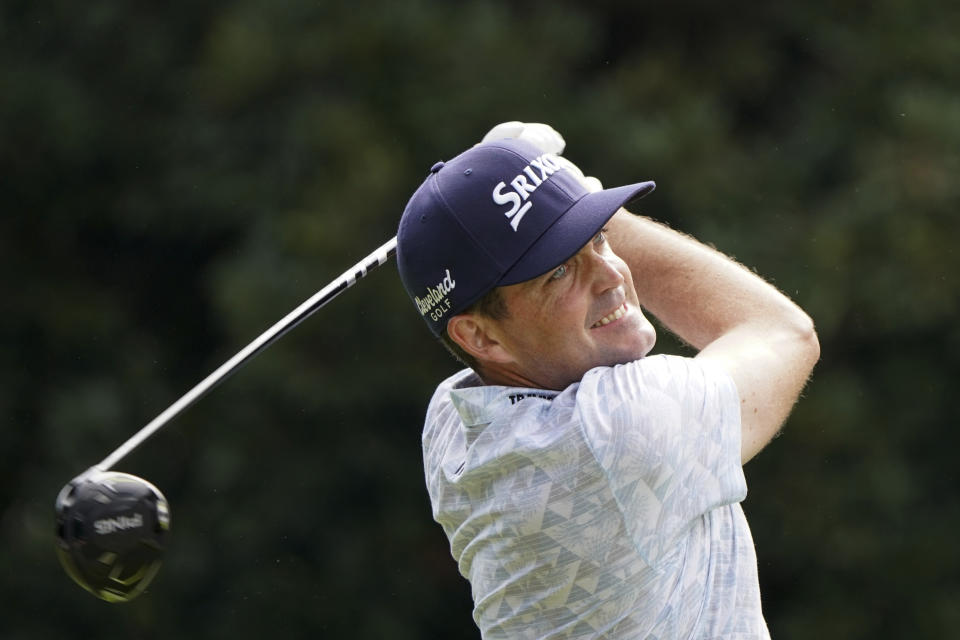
[2,0,957,637]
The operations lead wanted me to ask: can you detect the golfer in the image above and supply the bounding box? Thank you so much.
[397,123,819,639]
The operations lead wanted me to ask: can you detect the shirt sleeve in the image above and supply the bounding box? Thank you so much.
[575,354,745,569]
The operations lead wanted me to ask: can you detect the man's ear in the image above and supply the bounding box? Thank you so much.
[446,313,513,364]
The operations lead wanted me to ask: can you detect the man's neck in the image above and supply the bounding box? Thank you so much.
[474,362,558,390]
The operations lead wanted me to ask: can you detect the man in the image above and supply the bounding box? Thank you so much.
[397,123,819,638]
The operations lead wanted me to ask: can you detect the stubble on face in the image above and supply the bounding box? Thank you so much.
[482,242,657,390]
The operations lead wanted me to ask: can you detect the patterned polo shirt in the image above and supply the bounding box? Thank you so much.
[422,354,770,639]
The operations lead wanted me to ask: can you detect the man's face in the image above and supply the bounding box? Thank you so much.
[485,228,656,390]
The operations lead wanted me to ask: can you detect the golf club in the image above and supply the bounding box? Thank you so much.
[55,236,397,602]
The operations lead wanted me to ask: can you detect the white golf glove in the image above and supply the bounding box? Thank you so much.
[481,121,567,155]
[480,121,603,193]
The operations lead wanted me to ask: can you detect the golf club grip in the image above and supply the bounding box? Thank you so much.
[95,236,398,472]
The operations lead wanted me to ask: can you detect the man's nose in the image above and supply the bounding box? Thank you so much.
[586,250,624,292]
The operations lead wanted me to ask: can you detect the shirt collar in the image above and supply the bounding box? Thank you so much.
[448,373,559,428]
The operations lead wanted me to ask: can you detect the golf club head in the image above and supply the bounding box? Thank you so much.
[54,469,170,603]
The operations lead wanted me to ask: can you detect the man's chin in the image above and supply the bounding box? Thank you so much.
[590,341,657,372]
[640,330,657,357]
[618,329,657,363]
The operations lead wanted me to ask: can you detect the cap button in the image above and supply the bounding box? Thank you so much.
[430,161,445,173]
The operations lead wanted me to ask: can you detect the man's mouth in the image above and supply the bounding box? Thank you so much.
[590,303,628,329]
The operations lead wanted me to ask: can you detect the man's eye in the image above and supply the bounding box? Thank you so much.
[549,264,568,281]
[594,229,608,245]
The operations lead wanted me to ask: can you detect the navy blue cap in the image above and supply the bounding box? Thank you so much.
[397,138,655,336]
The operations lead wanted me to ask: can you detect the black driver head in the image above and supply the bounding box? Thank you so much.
[54,470,170,602]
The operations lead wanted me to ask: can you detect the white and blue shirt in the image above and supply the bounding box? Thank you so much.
[422,355,770,639]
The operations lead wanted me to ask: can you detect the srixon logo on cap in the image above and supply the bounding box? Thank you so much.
[415,269,457,322]
[491,153,572,231]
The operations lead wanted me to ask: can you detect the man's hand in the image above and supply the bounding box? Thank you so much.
[480,121,603,193]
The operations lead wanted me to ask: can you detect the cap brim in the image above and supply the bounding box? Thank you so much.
[499,180,656,286]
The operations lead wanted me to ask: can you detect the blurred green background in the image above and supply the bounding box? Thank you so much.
[2,0,958,637]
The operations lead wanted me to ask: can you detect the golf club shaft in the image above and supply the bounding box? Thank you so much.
[94,236,398,472]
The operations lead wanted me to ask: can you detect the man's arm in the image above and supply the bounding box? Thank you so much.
[607,210,820,464]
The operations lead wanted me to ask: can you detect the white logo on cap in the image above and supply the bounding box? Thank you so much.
[491,153,568,231]
[415,269,457,322]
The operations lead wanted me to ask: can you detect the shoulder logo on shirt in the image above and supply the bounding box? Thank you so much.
[491,153,571,232]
